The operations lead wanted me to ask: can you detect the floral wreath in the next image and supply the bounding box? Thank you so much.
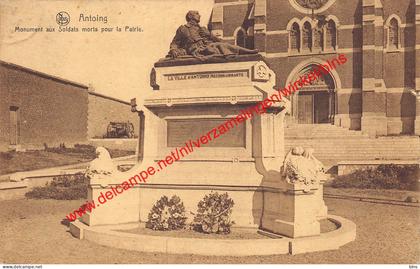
[146,195,187,231]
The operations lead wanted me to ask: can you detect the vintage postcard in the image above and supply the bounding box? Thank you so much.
[0,0,419,266]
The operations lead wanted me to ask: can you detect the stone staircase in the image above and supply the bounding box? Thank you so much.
[284,124,420,172]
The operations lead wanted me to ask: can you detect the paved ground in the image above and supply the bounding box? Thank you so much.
[0,197,418,264]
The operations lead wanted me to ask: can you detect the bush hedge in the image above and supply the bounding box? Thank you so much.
[25,173,89,200]
[43,143,134,159]
[331,164,419,191]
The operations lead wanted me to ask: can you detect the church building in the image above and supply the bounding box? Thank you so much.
[209,0,420,136]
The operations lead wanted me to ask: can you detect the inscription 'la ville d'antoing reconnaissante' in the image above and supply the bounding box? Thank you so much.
[166,71,248,81]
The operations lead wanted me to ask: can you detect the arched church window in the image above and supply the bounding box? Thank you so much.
[326,20,336,50]
[389,18,399,49]
[314,28,323,51]
[290,22,300,52]
[235,28,246,48]
[302,22,312,51]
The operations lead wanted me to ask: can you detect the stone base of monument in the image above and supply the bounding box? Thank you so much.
[260,191,321,238]
[315,182,329,220]
[259,179,328,238]
[69,214,356,256]
[138,185,263,228]
[81,184,141,226]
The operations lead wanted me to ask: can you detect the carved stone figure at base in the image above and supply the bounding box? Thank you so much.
[85,147,117,182]
[281,147,326,192]
[167,10,258,61]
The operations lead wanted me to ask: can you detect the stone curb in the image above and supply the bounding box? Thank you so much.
[69,214,356,256]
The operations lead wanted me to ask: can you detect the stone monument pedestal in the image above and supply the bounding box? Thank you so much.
[135,55,289,228]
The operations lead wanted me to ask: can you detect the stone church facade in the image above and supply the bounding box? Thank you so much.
[210,0,420,136]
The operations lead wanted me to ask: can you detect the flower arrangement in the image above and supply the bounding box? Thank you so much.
[192,192,235,234]
[146,195,187,231]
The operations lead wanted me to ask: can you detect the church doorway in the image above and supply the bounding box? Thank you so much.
[290,63,337,124]
[297,91,331,124]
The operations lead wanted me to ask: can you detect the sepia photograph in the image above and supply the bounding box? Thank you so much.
[0,0,419,266]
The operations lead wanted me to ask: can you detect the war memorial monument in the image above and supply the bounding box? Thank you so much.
[69,10,356,256]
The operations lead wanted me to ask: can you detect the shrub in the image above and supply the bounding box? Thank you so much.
[331,164,419,190]
[192,192,235,234]
[25,173,89,200]
[146,195,187,231]
[45,144,96,157]
[43,144,134,159]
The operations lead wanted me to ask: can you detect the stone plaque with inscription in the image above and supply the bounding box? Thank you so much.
[167,119,246,148]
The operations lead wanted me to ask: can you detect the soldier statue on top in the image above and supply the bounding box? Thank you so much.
[167,10,259,61]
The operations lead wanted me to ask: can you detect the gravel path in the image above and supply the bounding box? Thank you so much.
[0,197,418,264]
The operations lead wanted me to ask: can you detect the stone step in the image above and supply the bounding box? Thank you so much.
[285,127,364,131]
[285,139,419,141]
[297,155,419,158]
[284,124,419,171]
[285,127,366,132]
[285,134,367,138]
[289,152,419,155]
[284,150,419,155]
[285,128,363,133]
[285,148,418,150]
[285,124,365,137]
[285,126,364,131]
[291,155,419,160]
[284,146,419,151]
[295,151,419,155]
[285,140,420,144]
[285,148,418,151]
[285,145,419,148]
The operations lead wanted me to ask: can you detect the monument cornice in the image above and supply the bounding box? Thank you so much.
[154,54,265,68]
[144,85,264,107]
[150,59,274,93]
[144,95,262,107]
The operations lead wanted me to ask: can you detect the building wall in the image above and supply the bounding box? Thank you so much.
[0,62,89,151]
[87,92,139,139]
[212,0,418,135]
[0,61,142,152]
[0,66,11,151]
[382,0,416,135]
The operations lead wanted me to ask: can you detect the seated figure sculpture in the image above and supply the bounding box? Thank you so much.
[168,10,259,61]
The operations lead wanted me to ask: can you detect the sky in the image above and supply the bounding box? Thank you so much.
[0,0,214,102]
